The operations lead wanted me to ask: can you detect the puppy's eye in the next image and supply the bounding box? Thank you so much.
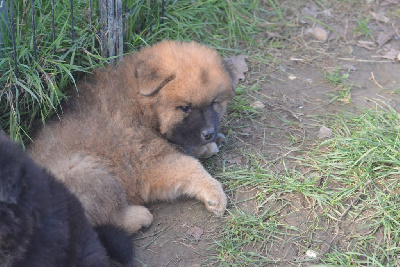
[178,106,192,113]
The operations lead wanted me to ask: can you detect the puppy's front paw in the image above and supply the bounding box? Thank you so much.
[216,133,226,143]
[201,181,227,216]
[119,205,153,233]
[193,142,219,158]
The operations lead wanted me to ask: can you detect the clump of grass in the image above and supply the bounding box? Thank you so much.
[215,103,400,265]
[355,18,374,40]
[125,0,264,49]
[0,0,265,143]
[302,104,400,265]
[324,67,352,103]
[268,0,284,22]
[227,84,261,121]
[215,208,298,265]
[0,0,106,142]
[324,67,349,86]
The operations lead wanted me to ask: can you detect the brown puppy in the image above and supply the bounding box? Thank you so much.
[29,41,235,234]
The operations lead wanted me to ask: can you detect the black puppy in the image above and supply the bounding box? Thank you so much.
[0,133,133,267]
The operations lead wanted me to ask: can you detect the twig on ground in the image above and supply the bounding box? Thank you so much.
[338,57,392,63]
[172,241,202,255]
[369,72,384,89]
[290,57,304,61]
[273,104,304,122]
[143,234,163,249]
[392,22,400,39]
[344,19,349,40]
[261,22,298,27]
[133,226,169,241]
[263,149,295,168]
[262,127,305,168]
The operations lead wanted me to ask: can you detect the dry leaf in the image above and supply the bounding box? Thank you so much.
[356,40,376,51]
[341,64,357,71]
[370,11,390,23]
[251,101,265,109]
[381,48,400,60]
[322,9,332,17]
[307,27,328,41]
[380,0,398,6]
[187,226,203,241]
[340,96,351,104]
[301,4,318,17]
[328,25,346,40]
[279,65,287,72]
[226,156,242,165]
[373,48,400,60]
[223,55,248,86]
[377,31,394,47]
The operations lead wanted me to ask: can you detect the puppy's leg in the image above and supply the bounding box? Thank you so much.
[192,142,219,158]
[191,134,226,158]
[116,205,153,234]
[142,154,227,216]
[50,154,130,227]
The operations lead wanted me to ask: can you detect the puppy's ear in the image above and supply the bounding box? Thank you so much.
[135,62,176,96]
[222,58,236,91]
[222,55,248,92]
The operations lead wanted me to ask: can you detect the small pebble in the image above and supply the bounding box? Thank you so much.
[318,125,333,139]
[308,27,328,42]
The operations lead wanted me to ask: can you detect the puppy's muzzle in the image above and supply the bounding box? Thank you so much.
[201,128,215,142]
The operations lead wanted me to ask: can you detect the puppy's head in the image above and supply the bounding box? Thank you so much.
[134,41,235,153]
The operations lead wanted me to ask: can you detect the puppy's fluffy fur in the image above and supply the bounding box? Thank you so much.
[0,133,110,266]
[29,40,235,234]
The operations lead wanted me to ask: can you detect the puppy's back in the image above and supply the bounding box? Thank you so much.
[0,134,110,266]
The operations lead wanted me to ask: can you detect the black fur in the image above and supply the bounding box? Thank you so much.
[95,225,134,266]
[168,103,220,152]
[0,133,133,267]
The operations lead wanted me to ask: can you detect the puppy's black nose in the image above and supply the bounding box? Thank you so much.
[201,129,215,141]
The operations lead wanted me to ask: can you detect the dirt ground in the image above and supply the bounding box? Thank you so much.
[133,1,400,266]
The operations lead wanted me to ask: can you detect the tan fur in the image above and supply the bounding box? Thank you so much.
[28,41,234,233]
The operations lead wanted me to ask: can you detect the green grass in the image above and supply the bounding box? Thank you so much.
[0,0,106,143]
[123,0,264,51]
[214,104,400,266]
[355,18,374,40]
[215,208,299,265]
[305,104,400,265]
[324,67,353,103]
[228,84,261,121]
[0,0,265,143]
[324,68,349,86]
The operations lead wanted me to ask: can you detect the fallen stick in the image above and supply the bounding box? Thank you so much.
[369,72,384,89]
